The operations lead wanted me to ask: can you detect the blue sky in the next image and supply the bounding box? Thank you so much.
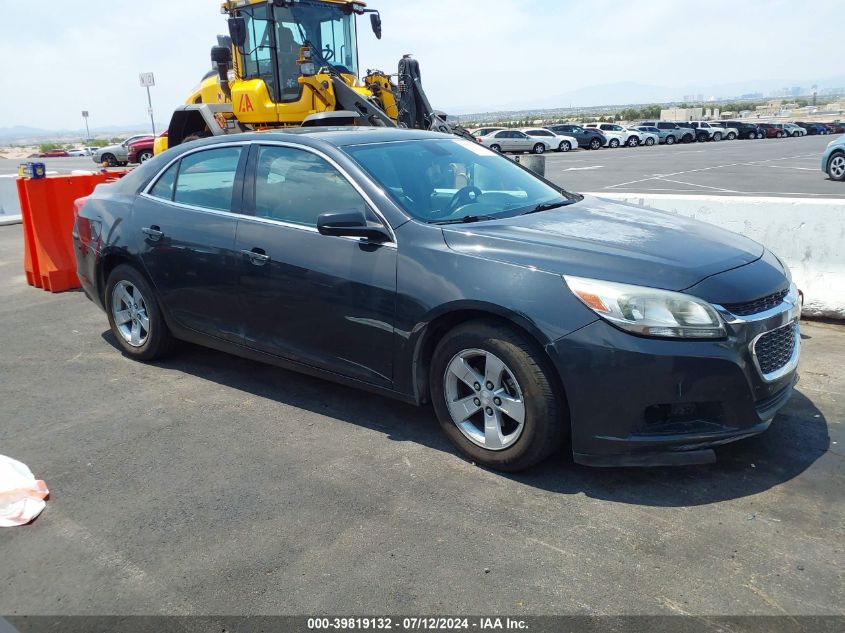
[1,0,841,130]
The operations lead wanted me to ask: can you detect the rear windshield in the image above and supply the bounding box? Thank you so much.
[343,138,575,223]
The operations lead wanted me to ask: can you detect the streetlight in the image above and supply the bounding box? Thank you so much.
[81,110,90,143]
[139,72,156,135]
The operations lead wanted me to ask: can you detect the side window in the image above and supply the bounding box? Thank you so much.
[173,147,242,212]
[495,131,508,138]
[149,162,179,201]
[254,145,369,227]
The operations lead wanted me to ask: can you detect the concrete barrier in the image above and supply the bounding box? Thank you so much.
[584,192,845,320]
[0,175,22,223]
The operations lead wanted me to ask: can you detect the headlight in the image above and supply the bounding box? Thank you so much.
[564,276,726,339]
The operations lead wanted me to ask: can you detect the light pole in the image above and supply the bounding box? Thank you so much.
[81,110,90,143]
[139,72,156,135]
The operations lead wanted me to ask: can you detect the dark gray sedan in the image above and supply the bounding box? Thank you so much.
[73,128,800,471]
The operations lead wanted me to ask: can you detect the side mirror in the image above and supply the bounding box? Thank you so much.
[370,12,383,39]
[317,209,390,242]
[228,17,247,48]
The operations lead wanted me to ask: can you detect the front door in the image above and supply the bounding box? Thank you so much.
[235,144,397,387]
[133,145,246,342]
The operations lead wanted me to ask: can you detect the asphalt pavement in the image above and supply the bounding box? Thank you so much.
[0,223,842,616]
[542,134,843,198]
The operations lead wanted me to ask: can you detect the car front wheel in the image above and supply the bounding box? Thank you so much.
[727,132,737,140]
[589,138,601,150]
[490,144,501,152]
[431,321,565,472]
[665,135,675,145]
[105,264,174,361]
[645,137,655,146]
[138,150,154,163]
[828,152,845,181]
[713,132,722,141]
[627,137,639,147]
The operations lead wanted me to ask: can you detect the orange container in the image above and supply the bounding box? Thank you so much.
[17,172,126,292]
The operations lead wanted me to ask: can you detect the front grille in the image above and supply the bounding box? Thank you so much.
[724,289,788,316]
[755,322,797,375]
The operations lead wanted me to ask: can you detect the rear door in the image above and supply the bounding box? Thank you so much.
[133,144,247,342]
[234,143,398,386]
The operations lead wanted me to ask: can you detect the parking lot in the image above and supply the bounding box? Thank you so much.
[0,218,842,616]
[541,135,842,198]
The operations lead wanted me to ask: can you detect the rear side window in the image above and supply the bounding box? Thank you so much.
[173,147,242,211]
[253,145,369,227]
[149,162,178,200]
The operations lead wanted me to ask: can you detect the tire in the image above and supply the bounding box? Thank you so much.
[532,143,545,154]
[589,138,601,150]
[645,137,655,146]
[627,136,639,147]
[713,132,722,141]
[792,131,800,137]
[490,144,501,152]
[747,132,757,140]
[101,153,117,167]
[608,138,620,148]
[430,320,565,472]
[682,134,694,144]
[777,132,784,138]
[105,264,175,361]
[138,149,154,163]
[558,141,571,152]
[828,152,845,181]
[665,135,675,145]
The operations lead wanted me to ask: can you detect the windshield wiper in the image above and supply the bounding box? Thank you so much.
[430,215,496,225]
[525,199,574,214]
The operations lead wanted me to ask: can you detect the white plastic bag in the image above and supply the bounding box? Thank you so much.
[0,455,49,527]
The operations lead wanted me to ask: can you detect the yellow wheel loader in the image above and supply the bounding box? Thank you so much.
[155,0,471,155]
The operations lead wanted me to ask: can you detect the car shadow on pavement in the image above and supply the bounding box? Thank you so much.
[102,333,831,509]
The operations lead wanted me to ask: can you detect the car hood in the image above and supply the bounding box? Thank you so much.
[441,195,764,292]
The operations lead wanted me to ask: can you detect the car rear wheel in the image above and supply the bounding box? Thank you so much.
[532,143,545,154]
[608,138,620,148]
[645,137,655,146]
[106,264,174,361]
[665,135,675,145]
[828,152,845,181]
[138,150,154,163]
[101,153,117,167]
[727,132,737,140]
[430,321,565,472]
[589,138,601,150]
[713,132,722,141]
[490,144,501,152]
[747,132,757,139]
[627,136,639,147]
[558,141,571,152]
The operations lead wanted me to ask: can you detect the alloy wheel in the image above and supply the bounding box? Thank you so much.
[829,155,845,180]
[443,349,526,451]
[111,280,150,347]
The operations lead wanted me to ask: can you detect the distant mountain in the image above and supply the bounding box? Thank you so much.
[0,123,166,142]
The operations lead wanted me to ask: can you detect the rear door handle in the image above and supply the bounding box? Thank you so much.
[241,248,270,266]
[142,226,163,240]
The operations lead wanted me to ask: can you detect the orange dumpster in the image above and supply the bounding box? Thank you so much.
[16,171,127,293]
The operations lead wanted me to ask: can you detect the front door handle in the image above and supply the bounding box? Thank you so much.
[142,226,163,240]
[241,248,270,266]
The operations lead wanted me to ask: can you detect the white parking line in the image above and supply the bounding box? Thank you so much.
[655,178,737,193]
[561,166,604,171]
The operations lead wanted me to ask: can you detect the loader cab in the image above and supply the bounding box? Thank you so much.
[230,0,363,122]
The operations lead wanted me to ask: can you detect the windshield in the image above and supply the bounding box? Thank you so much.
[344,138,575,224]
[239,1,358,103]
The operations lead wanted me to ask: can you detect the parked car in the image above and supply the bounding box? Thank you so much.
[673,122,702,143]
[757,123,787,139]
[707,122,739,140]
[478,129,547,154]
[66,148,92,157]
[827,122,845,134]
[127,137,156,164]
[92,134,154,166]
[627,126,658,146]
[794,122,829,136]
[471,127,505,138]
[585,123,642,147]
[639,121,688,145]
[723,121,763,139]
[73,129,800,471]
[688,121,724,142]
[520,128,579,152]
[545,124,606,150]
[822,135,845,181]
[39,149,69,158]
[769,123,805,137]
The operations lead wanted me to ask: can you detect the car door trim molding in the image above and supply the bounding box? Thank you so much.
[139,139,396,246]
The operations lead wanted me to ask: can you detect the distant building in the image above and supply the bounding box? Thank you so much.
[660,107,703,121]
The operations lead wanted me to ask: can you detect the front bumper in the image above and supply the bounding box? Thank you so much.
[551,289,801,467]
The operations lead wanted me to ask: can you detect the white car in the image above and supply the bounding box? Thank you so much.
[781,123,807,137]
[520,127,579,152]
[627,127,658,146]
[478,129,548,154]
[688,121,727,141]
[585,123,639,147]
[706,122,740,140]
[67,148,92,157]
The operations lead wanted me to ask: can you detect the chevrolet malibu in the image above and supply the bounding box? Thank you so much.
[73,129,801,472]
